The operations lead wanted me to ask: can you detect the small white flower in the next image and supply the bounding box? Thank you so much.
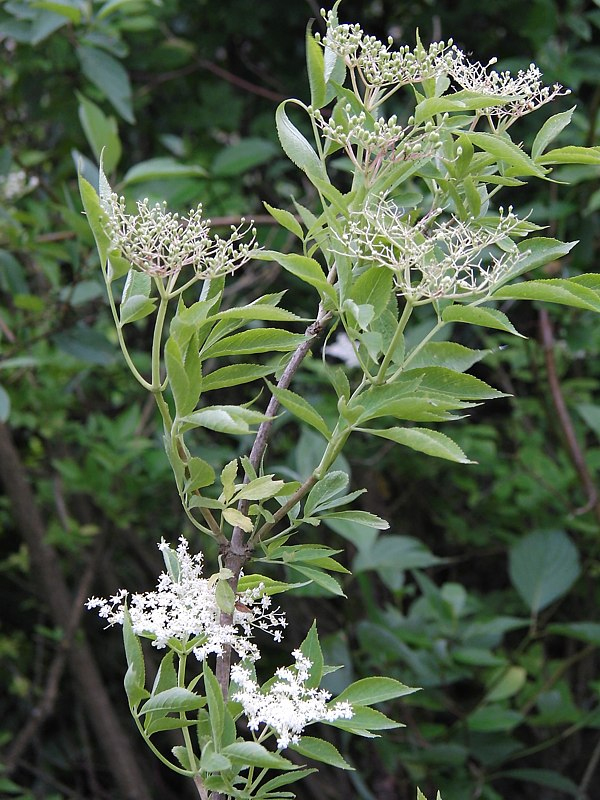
[231,650,353,749]
[86,537,286,662]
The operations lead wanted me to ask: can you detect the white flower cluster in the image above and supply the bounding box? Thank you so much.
[319,12,454,91]
[231,650,353,749]
[336,199,524,300]
[86,537,286,662]
[0,169,39,201]
[448,51,570,123]
[103,194,259,279]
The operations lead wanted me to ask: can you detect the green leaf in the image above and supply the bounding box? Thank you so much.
[204,662,225,746]
[122,606,145,689]
[124,663,149,708]
[531,107,575,160]
[290,736,353,769]
[185,457,215,492]
[467,705,523,732]
[353,535,442,573]
[33,1,82,22]
[403,367,505,400]
[493,278,600,313]
[263,202,304,240]
[215,578,236,613]
[202,364,275,392]
[276,99,325,181]
[305,471,349,517]
[466,131,547,177]
[222,507,254,532]
[320,510,389,529]
[140,687,206,715]
[123,157,206,184]
[201,328,307,359]
[77,92,121,173]
[222,742,298,770]
[306,29,327,108]
[77,45,134,124]
[537,145,600,165]
[363,427,472,463]
[441,304,525,337]
[268,382,331,439]
[328,704,401,734]
[509,529,581,615]
[165,338,195,417]
[548,621,600,645]
[237,574,310,596]
[335,676,419,706]
[259,250,335,302]
[288,564,346,597]
[414,90,513,124]
[257,768,318,794]
[120,269,154,325]
[347,267,393,321]
[78,174,111,270]
[506,238,577,282]
[496,769,581,797]
[234,475,285,501]
[181,406,266,436]
[200,744,231,773]
[407,342,489,372]
[210,302,303,324]
[485,665,527,702]
[212,138,277,176]
[299,621,324,688]
[151,651,177,696]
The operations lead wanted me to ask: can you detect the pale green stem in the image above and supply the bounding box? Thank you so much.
[388,317,447,381]
[178,653,200,775]
[151,284,169,391]
[132,714,192,776]
[374,299,414,383]
[104,279,153,391]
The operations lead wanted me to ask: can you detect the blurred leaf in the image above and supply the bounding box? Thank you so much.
[509,529,581,614]
[123,157,206,184]
[78,45,134,123]
[212,138,277,176]
[353,536,442,573]
[0,384,11,422]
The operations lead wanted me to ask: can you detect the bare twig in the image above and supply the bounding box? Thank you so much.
[538,309,600,521]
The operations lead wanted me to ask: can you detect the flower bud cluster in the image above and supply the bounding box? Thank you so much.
[103,193,258,279]
[86,537,286,662]
[319,10,454,89]
[448,51,570,122]
[231,650,353,749]
[335,198,524,300]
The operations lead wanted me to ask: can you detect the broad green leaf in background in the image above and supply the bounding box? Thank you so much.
[509,529,581,615]
[123,157,206,184]
[77,45,134,124]
[212,138,278,177]
[77,93,121,173]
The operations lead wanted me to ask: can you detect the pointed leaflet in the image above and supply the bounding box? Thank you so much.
[204,662,225,747]
[181,406,268,436]
[223,742,298,770]
[201,328,307,360]
[363,427,473,463]
[276,99,325,181]
[402,367,506,400]
[466,131,547,177]
[335,676,419,706]
[537,145,600,165]
[531,107,575,160]
[202,364,275,392]
[290,736,353,770]
[78,174,110,270]
[306,27,326,108]
[406,342,490,372]
[263,202,304,240]
[304,471,349,517]
[259,250,336,302]
[268,382,332,439]
[493,279,600,312]
[299,621,324,689]
[442,305,525,337]
[140,688,206,715]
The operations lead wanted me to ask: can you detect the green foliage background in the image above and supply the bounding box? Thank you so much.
[1,1,600,799]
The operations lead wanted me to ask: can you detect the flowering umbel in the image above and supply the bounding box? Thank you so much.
[103,193,259,278]
[231,651,353,749]
[86,537,286,662]
[334,198,525,301]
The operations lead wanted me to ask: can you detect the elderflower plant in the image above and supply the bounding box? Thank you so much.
[80,1,600,798]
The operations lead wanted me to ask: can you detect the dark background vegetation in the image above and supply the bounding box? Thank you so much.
[1,1,600,799]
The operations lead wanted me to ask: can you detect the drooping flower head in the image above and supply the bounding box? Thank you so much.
[86,537,286,662]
